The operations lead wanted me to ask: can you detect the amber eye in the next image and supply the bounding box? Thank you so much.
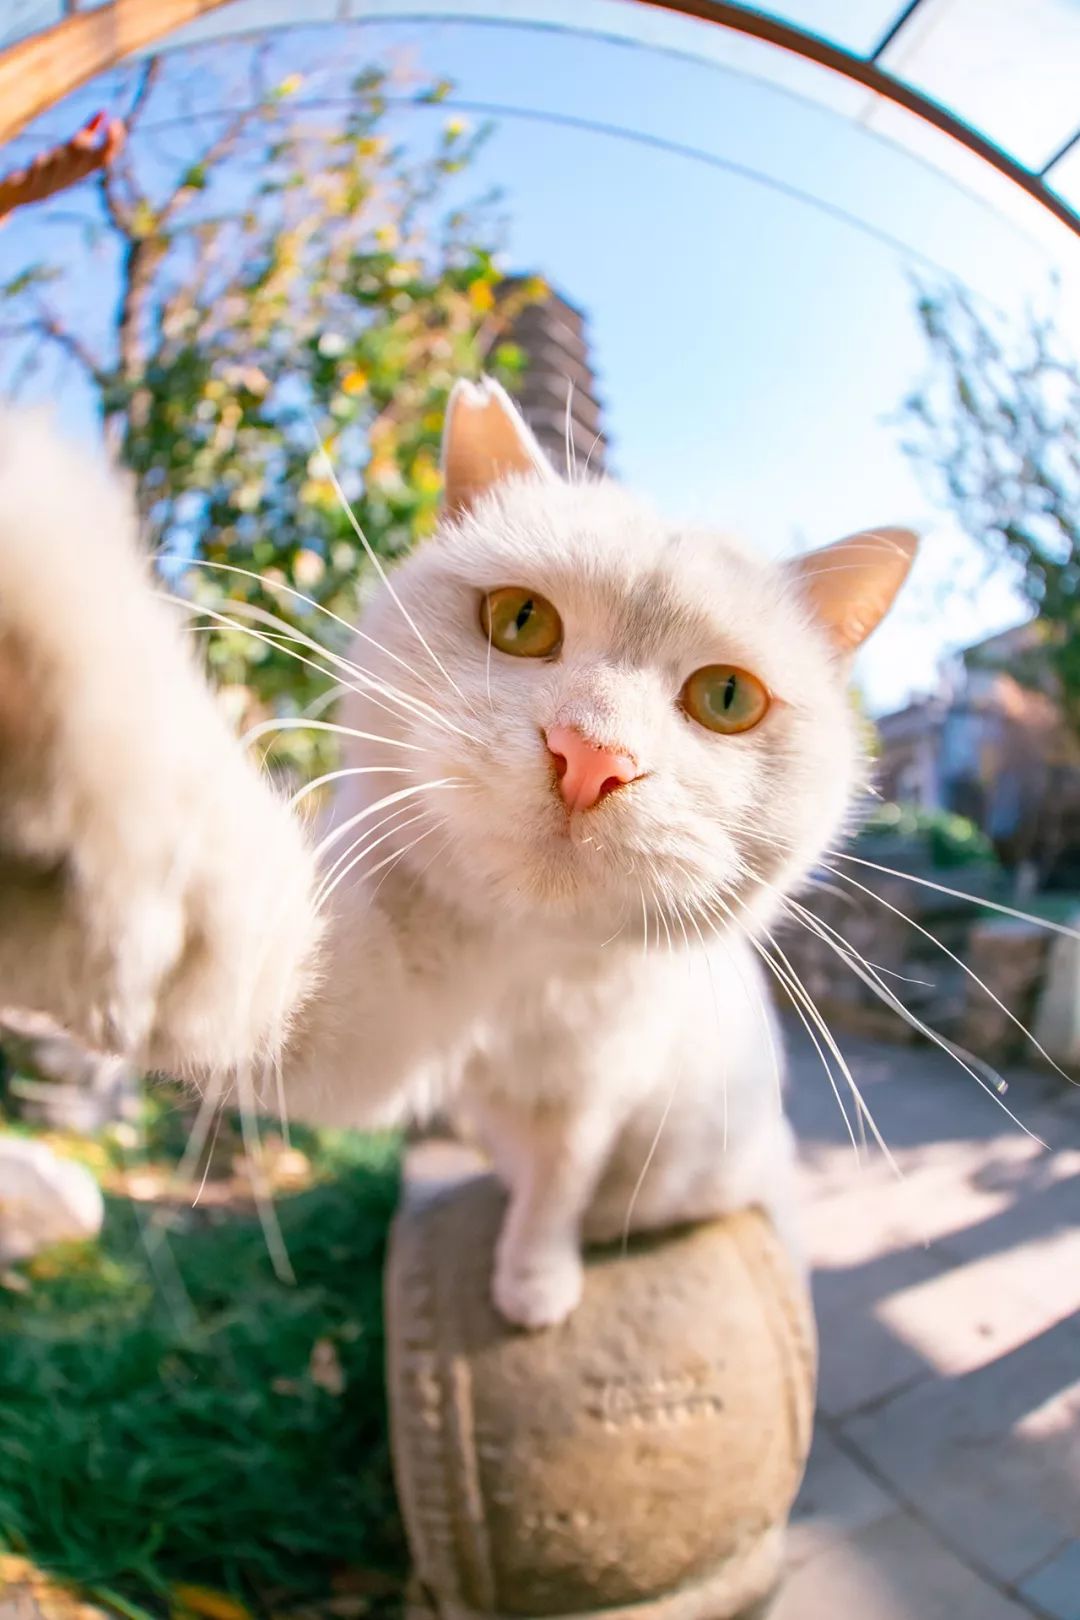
[480,587,563,658]
[682,665,770,734]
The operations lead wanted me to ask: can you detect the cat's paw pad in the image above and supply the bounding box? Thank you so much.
[493,1247,584,1329]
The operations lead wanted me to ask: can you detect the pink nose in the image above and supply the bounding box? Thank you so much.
[545,725,641,813]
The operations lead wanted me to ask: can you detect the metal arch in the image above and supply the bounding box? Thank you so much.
[2,0,1078,239]
[636,0,1080,239]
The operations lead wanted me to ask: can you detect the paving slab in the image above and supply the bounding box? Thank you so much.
[773,1509,1034,1620]
[785,1026,1080,1616]
[786,1426,893,1568]
[1019,1538,1080,1620]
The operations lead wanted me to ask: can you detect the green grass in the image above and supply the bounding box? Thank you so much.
[0,1104,406,1618]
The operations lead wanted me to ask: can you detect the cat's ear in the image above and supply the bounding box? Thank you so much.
[788,527,918,654]
[442,377,554,517]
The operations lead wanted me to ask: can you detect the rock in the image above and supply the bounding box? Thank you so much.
[1033,912,1080,1071]
[1,1006,138,1132]
[386,1168,815,1620]
[959,919,1051,1063]
[0,1135,104,1265]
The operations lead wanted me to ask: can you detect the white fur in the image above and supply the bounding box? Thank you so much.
[0,409,321,1082]
[0,396,888,1328]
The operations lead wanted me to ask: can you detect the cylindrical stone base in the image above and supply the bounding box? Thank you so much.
[386,1171,816,1620]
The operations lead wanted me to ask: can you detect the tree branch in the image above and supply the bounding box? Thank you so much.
[32,304,107,385]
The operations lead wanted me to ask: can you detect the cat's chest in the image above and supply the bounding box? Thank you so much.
[461,936,693,1103]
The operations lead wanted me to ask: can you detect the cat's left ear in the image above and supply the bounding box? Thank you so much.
[788,527,919,654]
[442,377,554,517]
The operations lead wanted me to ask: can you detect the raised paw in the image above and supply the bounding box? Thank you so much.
[0,408,320,1075]
[492,1244,585,1329]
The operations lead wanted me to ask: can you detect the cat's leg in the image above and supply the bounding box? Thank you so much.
[0,407,322,1077]
[469,1093,620,1329]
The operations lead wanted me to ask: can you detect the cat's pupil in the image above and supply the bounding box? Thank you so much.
[721,675,737,711]
[514,599,534,632]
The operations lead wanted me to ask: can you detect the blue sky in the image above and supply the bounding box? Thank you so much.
[3,1,1079,713]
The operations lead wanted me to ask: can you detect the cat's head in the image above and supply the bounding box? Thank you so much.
[346,378,916,942]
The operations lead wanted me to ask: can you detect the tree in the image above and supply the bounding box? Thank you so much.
[903,282,1080,736]
[0,52,543,770]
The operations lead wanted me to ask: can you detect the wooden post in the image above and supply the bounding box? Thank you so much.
[0,0,235,146]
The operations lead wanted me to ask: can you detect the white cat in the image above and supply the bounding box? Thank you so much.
[0,384,915,1326]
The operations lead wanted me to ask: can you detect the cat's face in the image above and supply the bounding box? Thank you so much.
[343,382,915,943]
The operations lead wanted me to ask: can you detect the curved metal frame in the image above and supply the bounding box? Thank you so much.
[639,0,1080,238]
[1,0,1077,239]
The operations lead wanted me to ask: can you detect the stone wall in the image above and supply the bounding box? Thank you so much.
[775,860,1072,1075]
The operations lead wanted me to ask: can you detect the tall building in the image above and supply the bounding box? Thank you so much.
[499,277,607,477]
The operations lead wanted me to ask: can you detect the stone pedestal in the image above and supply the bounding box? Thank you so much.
[385,1167,816,1620]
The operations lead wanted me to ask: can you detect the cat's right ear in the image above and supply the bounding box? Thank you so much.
[441,377,554,517]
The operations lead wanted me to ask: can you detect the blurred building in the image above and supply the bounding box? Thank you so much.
[499,277,607,476]
[875,622,1080,885]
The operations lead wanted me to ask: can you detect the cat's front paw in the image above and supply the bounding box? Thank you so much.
[0,408,320,1075]
[492,1244,585,1329]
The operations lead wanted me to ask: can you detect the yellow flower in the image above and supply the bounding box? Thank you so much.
[413,457,442,495]
[340,367,369,397]
[469,280,495,314]
[299,479,333,508]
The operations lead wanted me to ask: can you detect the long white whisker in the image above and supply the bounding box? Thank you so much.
[620,1060,682,1253]
[583,429,603,477]
[703,890,871,1163]
[317,809,431,908]
[235,1058,295,1285]
[831,850,1080,942]
[678,898,729,1148]
[289,764,418,809]
[310,425,486,724]
[750,930,864,1160]
[686,895,784,1125]
[820,862,1078,1087]
[214,594,483,744]
[484,614,496,718]
[365,820,443,901]
[175,603,370,708]
[301,680,349,721]
[313,778,461,860]
[178,592,484,747]
[183,555,447,699]
[192,1102,226,1207]
[240,716,424,754]
[644,859,675,952]
[315,800,429,897]
[784,894,1048,1147]
[175,1069,230,1193]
